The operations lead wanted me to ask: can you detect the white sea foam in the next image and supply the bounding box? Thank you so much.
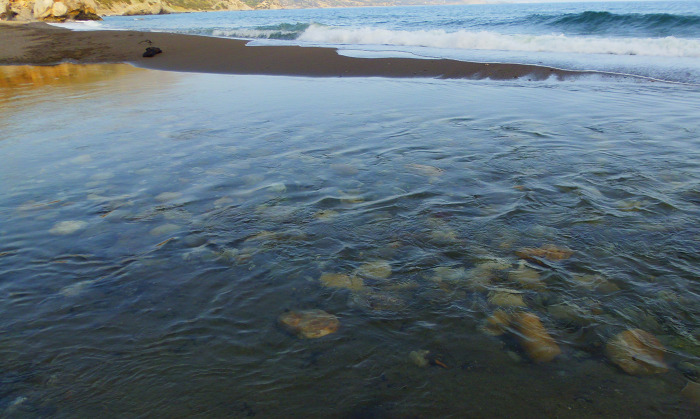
[212,29,298,39]
[297,25,700,58]
[48,21,105,31]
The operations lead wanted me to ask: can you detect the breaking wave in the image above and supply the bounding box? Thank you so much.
[295,25,700,58]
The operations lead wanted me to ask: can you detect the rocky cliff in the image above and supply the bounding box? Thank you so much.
[1,0,481,22]
[0,0,279,21]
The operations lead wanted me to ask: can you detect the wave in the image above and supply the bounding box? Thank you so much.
[533,11,700,36]
[295,25,700,58]
[213,23,312,40]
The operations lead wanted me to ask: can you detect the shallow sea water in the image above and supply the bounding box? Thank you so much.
[1,65,700,417]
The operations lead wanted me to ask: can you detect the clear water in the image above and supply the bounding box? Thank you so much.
[1,64,699,416]
[59,1,700,83]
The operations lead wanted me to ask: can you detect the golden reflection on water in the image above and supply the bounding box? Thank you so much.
[0,63,179,122]
[0,63,146,90]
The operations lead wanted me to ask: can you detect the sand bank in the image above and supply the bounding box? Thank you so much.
[0,22,586,80]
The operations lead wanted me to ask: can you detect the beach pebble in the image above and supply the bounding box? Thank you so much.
[515,244,573,261]
[278,309,340,339]
[49,220,87,235]
[355,260,392,280]
[488,289,527,308]
[513,312,562,363]
[319,273,364,291]
[605,329,667,375]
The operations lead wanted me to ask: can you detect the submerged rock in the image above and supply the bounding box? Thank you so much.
[149,223,180,236]
[406,163,444,177]
[278,310,340,339]
[429,266,468,282]
[355,260,392,280]
[513,312,562,363]
[49,220,87,235]
[482,309,512,336]
[572,274,620,293]
[605,329,668,375]
[330,163,359,176]
[59,279,97,297]
[547,302,592,327]
[508,261,543,289]
[314,209,339,221]
[428,229,459,244]
[488,289,527,308]
[681,380,700,405]
[351,291,406,312]
[155,191,182,202]
[515,244,574,261]
[319,273,364,291]
[409,350,430,368]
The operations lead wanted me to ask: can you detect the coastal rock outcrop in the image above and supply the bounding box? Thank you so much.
[33,0,101,21]
[1,0,31,20]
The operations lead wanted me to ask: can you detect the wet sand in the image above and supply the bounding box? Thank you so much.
[0,22,586,80]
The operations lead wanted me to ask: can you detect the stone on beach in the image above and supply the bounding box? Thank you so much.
[605,329,667,375]
[515,244,574,261]
[513,312,562,363]
[49,220,87,235]
[278,309,340,339]
[319,273,364,291]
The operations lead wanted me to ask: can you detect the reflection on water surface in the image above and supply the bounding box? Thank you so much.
[0,65,699,417]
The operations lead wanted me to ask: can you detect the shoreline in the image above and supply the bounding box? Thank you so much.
[1,22,598,80]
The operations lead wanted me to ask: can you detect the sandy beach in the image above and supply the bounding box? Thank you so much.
[0,22,586,80]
